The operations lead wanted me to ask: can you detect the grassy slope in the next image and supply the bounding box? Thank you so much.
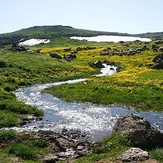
[0,39,100,128]
[43,40,163,112]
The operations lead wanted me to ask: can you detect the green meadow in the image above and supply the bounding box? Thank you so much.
[43,39,163,112]
[0,35,163,162]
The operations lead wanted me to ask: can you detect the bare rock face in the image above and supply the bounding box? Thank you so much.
[113,114,163,148]
[117,147,149,162]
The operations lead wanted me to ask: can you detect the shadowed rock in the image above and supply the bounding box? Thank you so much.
[153,54,163,69]
[50,53,62,59]
[94,60,104,68]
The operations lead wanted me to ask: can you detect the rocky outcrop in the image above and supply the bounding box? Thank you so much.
[117,147,149,162]
[113,114,163,148]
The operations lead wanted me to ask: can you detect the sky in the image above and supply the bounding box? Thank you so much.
[0,0,163,34]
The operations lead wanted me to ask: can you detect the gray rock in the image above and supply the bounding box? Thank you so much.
[43,153,58,163]
[117,147,149,162]
[113,114,163,148]
[55,138,75,151]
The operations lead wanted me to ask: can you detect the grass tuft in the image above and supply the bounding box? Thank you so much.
[0,130,17,140]
[9,143,36,160]
[150,148,163,161]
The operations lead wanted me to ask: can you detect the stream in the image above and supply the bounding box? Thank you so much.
[13,65,163,141]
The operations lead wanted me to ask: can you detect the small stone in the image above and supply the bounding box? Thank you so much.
[117,147,149,162]
[56,138,74,151]
[43,154,58,163]
[77,145,84,150]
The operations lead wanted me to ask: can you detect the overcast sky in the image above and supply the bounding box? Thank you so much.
[0,0,163,34]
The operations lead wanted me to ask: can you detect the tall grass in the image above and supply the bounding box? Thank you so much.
[150,148,163,161]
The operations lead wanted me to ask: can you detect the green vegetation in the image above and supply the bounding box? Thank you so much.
[150,148,163,162]
[0,46,99,127]
[32,138,48,148]
[0,26,163,162]
[0,130,17,140]
[43,40,163,112]
[74,132,131,162]
[0,132,53,163]
[9,143,36,160]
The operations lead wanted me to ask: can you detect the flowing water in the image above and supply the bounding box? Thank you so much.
[13,66,163,140]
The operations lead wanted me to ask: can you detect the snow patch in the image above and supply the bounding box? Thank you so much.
[70,35,151,43]
[19,38,50,46]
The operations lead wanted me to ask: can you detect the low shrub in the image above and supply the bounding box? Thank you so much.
[92,141,114,154]
[32,138,48,148]
[92,132,131,154]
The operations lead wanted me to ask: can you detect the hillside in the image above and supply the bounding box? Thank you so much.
[0,25,163,46]
[0,25,132,45]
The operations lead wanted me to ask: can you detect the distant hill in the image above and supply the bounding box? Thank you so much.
[0,25,131,45]
[0,25,163,45]
[136,32,163,40]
